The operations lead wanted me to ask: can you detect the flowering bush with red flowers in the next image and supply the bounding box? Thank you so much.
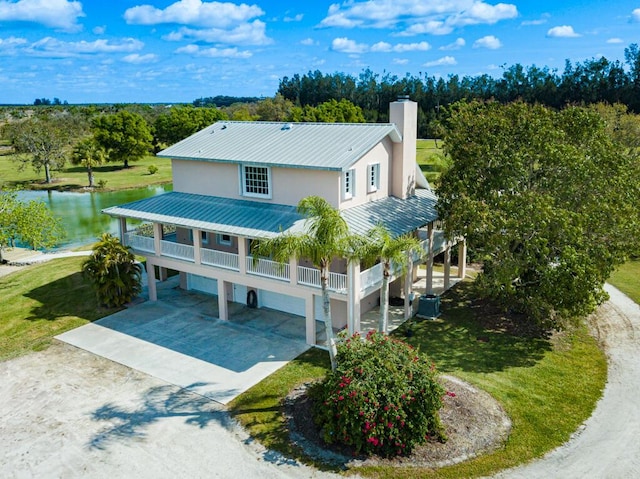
[309,330,446,457]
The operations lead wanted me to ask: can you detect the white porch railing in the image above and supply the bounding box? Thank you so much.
[246,256,290,281]
[201,249,239,271]
[160,239,194,262]
[360,262,383,291]
[124,232,155,253]
[298,266,347,292]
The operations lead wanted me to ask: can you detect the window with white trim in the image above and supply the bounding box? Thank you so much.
[217,234,232,246]
[367,163,380,193]
[343,168,355,200]
[201,231,209,245]
[241,165,271,198]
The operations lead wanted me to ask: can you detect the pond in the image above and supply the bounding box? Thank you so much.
[16,184,172,250]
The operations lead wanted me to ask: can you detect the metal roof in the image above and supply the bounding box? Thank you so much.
[104,189,439,239]
[157,121,402,172]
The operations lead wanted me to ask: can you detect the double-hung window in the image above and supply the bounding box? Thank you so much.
[367,163,380,193]
[241,165,271,198]
[343,168,355,200]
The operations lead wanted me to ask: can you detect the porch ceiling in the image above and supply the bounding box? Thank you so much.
[103,188,439,239]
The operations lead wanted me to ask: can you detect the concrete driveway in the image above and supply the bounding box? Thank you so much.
[57,280,310,405]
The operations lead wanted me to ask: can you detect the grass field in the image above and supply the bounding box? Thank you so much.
[609,260,640,304]
[417,139,448,185]
[0,257,119,361]
[0,151,172,191]
[229,281,607,478]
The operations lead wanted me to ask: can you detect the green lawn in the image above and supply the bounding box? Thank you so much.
[229,281,607,478]
[0,152,172,191]
[416,139,448,184]
[608,260,640,304]
[0,257,119,361]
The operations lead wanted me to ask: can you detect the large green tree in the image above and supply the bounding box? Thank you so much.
[6,116,71,184]
[92,111,153,168]
[437,100,640,326]
[251,196,356,371]
[0,190,64,259]
[153,105,227,148]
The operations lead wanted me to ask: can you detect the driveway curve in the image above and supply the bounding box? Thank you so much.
[492,284,640,478]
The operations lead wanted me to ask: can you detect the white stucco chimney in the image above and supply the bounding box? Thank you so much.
[389,96,417,199]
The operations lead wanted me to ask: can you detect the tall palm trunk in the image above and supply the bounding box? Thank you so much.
[321,261,338,371]
[379,261,391,333]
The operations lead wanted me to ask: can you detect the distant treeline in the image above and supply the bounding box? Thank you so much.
[193,95,261,107]
[276,43,640,137]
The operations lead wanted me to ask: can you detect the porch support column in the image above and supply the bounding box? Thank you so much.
[404,252,414,320]
[444,243,451,291]
[305,293,316,346]
[238,237,247,274]
[118,217,127,244]
[147,261,157,301]
[153,223,162,257]
[347,260,361,334]
[289,257,298,285]
[426,222,435,295]
[458,240,467,279]
[193,228,201,265]
[217,280,230,321]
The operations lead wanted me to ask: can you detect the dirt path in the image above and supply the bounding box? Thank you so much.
[491,284,640,478]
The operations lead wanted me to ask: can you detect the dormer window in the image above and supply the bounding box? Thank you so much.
[343,168,355,200]
[241,165,271,198]
[367,163,380,193]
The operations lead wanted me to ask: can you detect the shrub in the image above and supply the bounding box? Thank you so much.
[148,164,159,175]
[97,179,108,189]
[309,331,446,457]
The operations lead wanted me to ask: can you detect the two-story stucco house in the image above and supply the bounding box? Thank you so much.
[103,97,466,347]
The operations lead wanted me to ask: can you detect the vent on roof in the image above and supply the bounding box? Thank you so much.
[281,123,293,131]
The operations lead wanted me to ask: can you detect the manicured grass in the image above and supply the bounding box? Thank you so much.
[0,257,119,361]
[416,139,448,184]
[0,153,172,191]
[608,260,640,304]
[229,281,607,478]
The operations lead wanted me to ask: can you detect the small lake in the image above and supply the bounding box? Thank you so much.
[16,184,172,250]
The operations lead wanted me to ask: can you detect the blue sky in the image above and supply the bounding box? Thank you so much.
[1,0,639,104]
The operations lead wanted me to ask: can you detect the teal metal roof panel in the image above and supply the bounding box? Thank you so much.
[103,192,304,238]
[103,189,439,240]
[157,121,401,171]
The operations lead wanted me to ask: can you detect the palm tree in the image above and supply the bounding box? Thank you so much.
[83,233,142,307]
[71,137,105,188]
[252,196,354,371]
[361,225,422,334]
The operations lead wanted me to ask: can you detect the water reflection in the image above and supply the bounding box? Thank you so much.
[16,184,172,249]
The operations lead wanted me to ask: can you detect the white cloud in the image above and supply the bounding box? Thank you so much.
[26,37,144,57]
[175,44,252,58]
[371,40,430,52]
[300,37,317,46]
[607,37,624,44]
[125,0,263,28]
[0,0,84,32]
[473,35,502,49]
[163,20,270,46]
[632,8,640,22]
[423,56,457,67]
[92,25,106,35]
[521,13,550,26]
[331,37,367,54]
[284,13,303,22]
[392,58,409,65]
[547,25,580,38]
[0,36,28,46]
[320,0,517,35]
[122,53,158,64]
[440,37,465,50]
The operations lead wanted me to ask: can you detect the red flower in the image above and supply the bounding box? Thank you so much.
[446,391,456,398]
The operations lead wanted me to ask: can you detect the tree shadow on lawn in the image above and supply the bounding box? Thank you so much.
[87,382,236,450]
[397,282,551,374]
[22,270,117,322]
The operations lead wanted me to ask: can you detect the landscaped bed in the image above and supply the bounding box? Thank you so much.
[229,281,607,478]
